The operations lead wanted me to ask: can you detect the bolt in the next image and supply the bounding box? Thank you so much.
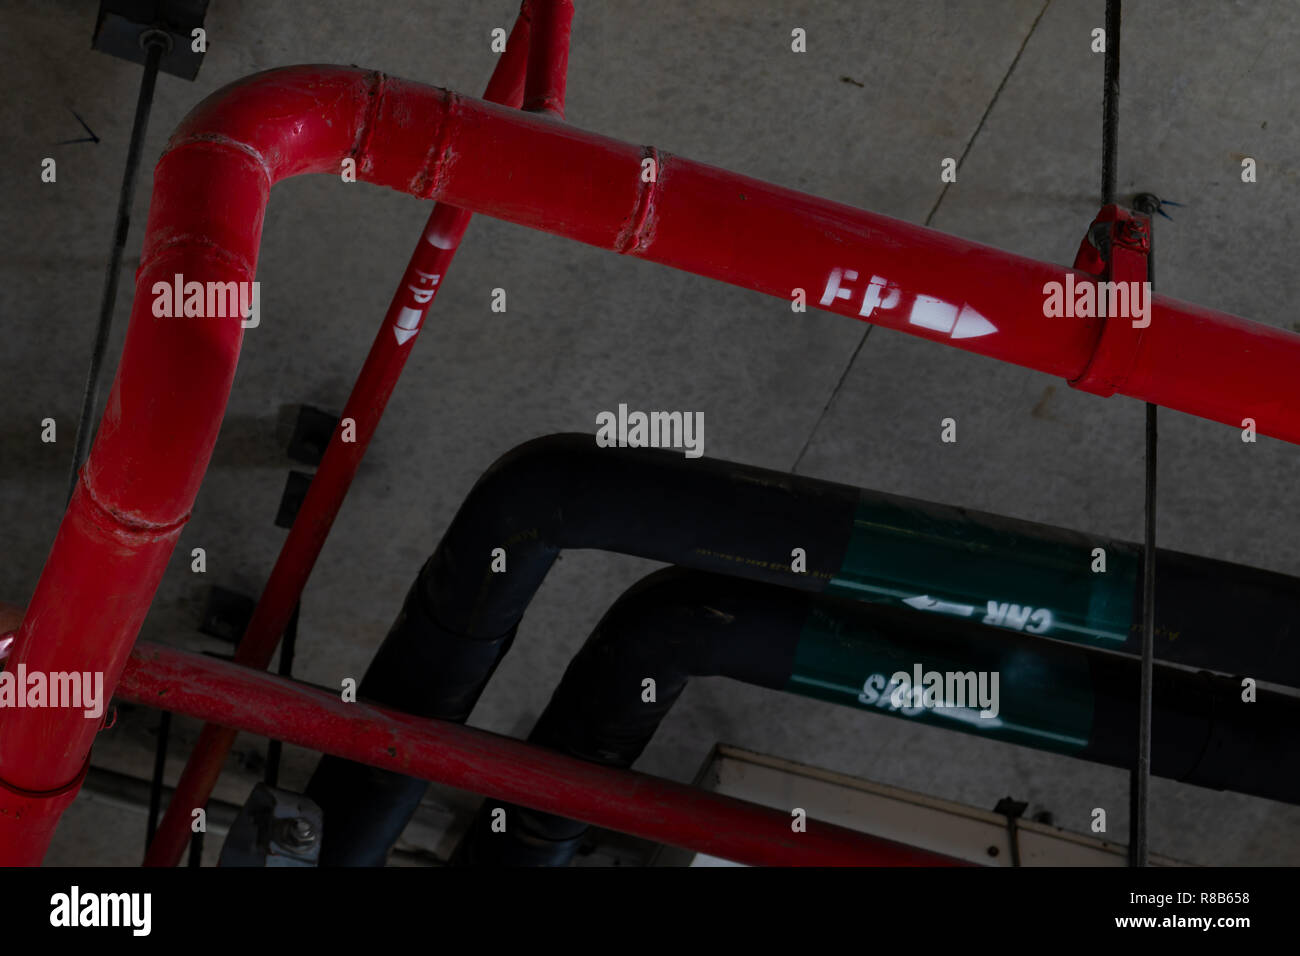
[1132,192,1161,216]
[290,817,316,843]
[278,815,318,850]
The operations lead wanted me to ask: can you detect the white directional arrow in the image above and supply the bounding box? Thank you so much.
[424,226,459,250]
[952,304,997,339]
[392,306,422,345]
[902,594,977,617]
[908,296,997,339]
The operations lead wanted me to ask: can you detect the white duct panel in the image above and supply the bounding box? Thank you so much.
[657,745,1185,867]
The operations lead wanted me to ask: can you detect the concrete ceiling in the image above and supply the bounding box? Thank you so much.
[2,0,1298,864]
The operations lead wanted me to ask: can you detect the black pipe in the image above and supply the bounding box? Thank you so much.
[359,434,1300,689]
[307,435,858,863]
[307,434,1300,864]
[456,568,1300,866]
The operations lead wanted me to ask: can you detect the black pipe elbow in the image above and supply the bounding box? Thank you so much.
[455,569,1300,866]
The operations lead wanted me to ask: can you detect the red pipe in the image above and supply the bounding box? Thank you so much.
[0,603,958,866]
[116,641,961,866]
[523,0,573,117]
[5,61,1300,864]
[141,6,538,871]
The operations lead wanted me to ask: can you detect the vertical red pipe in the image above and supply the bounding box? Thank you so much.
[118,642,965,867]
[523,0,573,118]
[140,14,536,869]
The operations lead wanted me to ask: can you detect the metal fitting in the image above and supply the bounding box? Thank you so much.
[277,815,319,850]
[1131,192,1162,216]
[138,27,173,54]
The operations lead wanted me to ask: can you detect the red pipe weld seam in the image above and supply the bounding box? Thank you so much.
[3,65,1298,862]
[113,641,961,867]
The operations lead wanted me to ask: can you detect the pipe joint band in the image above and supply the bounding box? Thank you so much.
[0,752,91,801]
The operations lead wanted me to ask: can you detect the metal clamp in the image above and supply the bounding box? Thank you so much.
[1068,204,1152,397]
